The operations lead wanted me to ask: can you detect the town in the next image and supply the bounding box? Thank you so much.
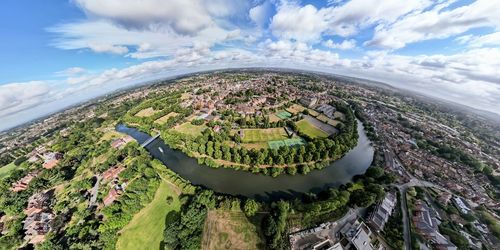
[0,70,498,250]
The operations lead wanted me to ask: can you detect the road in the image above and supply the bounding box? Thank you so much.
[397,186,412,250]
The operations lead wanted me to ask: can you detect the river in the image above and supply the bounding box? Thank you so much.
[116,120,374,200]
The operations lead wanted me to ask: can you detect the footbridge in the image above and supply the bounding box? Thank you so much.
[141,133,160,147]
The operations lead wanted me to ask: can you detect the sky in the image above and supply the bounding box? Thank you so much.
[1,0,500,131]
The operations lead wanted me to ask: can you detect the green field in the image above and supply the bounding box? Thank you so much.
[0,162,16,179]
[296,119,329,138]
[202,210,264,250]
[116,180,180,250]
[174,122,207,136]
[268,138,305,149]
[240,128,288,143]
[275,111,292,119]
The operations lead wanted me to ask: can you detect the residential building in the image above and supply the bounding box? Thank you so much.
[367,192,397,233]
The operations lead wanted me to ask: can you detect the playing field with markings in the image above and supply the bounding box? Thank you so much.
[275,111,292,119]
[239,128,288,143]
[154,112,178,124]
[296,119,329,138]
[268,138,305,149]
[135,107,159,117]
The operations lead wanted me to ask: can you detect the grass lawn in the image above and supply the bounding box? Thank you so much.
[116,180,180,250]
[296,119,329,139]
[202,210,264,250]
[135,107,159,117]
[99,130,126,142]
[267,114,281,122]
[0,162,17,179]
[154,112,179,124]
[241,142,269,149]
[275,111,292,119]
[317,114,341,126]
[286,104,305,114]
[174,122,207,136]
[239,128,288,143]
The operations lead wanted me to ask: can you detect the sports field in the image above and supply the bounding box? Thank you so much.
[135,107,159,117]
[174,122,207,136]
[116,180,180,250]
[240,128,288,143]
[0,162,16,179]
[202,210,264,250]
[154,112,178,124]
[268,138,305,149]
[267,114,281,122]
[286,104,305,114]
[275,110,292,119]
[296,119,329,138]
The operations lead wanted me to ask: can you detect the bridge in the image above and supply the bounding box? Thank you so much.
[141,133,160,148]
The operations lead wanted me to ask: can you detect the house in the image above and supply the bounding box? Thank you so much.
[103,183,127,206]
[412,200,456,250]
[103,188,119,206]
[102,165,125,182]
[23,191,54,244]
[367,192,397,233]
[42,152,63,169]
[11,171,39,192]
[111,136,134,149]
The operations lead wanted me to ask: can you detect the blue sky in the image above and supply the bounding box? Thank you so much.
[1,0,500,131]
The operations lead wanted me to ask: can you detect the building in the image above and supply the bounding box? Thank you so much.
[412,200,456,250]
[11,171,39,192]
[338,219,376,250]
[102,165,125,182]
[111,136,134,149]
[300,97,318,108]
[367,192,397,233]
[316,104,336,119]
[452,197,471,214]
[23,191,54,244]
[42,152,63,169]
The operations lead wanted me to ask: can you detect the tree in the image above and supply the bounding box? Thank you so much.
[243,199,260,217]
[365,166,384,179]
[350,190,376,207]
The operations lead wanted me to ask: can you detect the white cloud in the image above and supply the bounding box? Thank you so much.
[88,43,128,54]
[323,39,356,50]
[74,0,214,35]
[56,67,86,76]
[366,0,500,49]
[0,81,52,118]
[456,32,500,48]
[270,4,328,42]
[249,1,273,27]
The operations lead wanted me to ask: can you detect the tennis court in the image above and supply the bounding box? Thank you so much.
[268,138,305,149]
[275,111,292,119]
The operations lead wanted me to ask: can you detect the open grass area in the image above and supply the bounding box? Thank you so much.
[116,180,180,250]
[0,162,16,179]
[202,210,264,250]
[275,110,292,119]
[267,114,281,122]
[239,128,288,143]
[286,104,305,114]
[296,119,329,138]
[135,107,159,117]
[317,114,341,126]
[241,142,269,149]
[99,130,126,142]
[174,122,207,136]
[154,112,179,124]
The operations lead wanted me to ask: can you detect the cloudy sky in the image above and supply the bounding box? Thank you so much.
[1,0,500,131]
